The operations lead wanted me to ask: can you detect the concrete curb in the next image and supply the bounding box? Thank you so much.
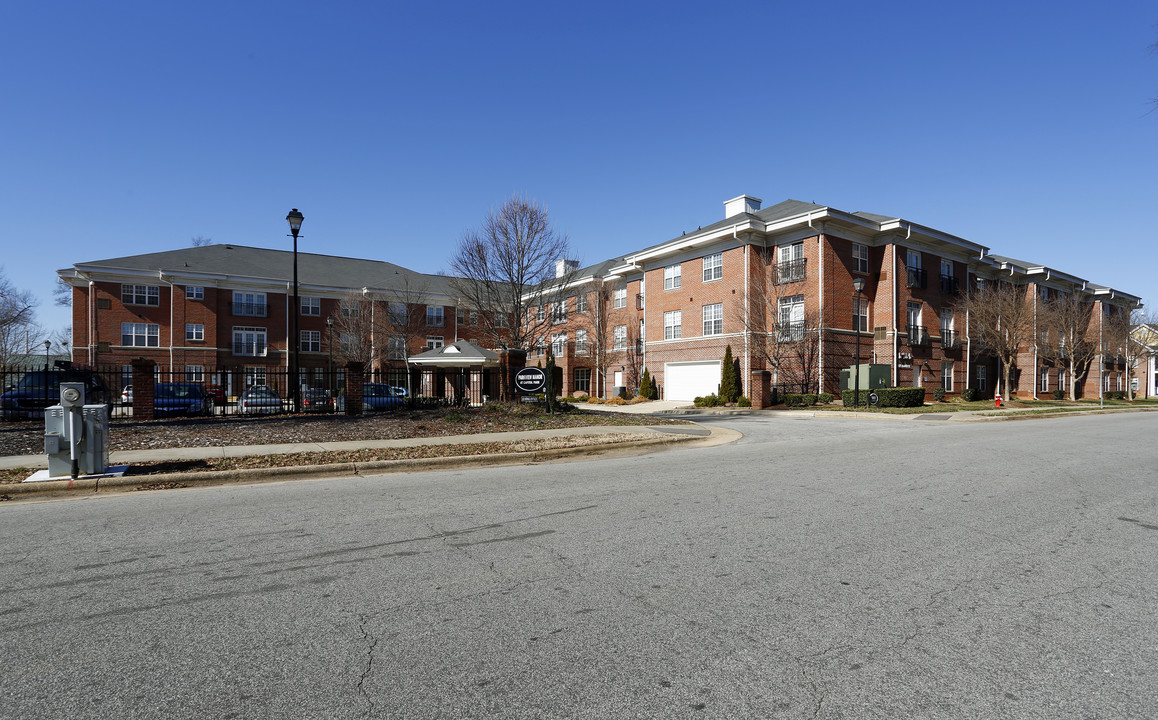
[656,405,1158,422]
[0,426,737,499]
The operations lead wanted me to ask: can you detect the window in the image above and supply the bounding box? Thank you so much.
[574,368,591,394]
[552,300,567,323]
[614,325,627,350]
[341,300,359,318]
[907,302,925,344]
[470,309,478,325]
[425,336,444,349]
[244,366,268,388]
[941,259,954,278]
[232,291,267,317]
[186,286,204,300]
[852,244,869,273]
[301,330,321,352]
[1040,366,1050,393]
[703,303,723,336]
[576,293,588,313]
[942,362,954,392]
[495,312,509,328]
[185,365,204,382]
[185,323,204,342]
[387,336,405,359]
[387,303,406,325]
[552,332,567,356]
[941,310,956,347]
[301,297,320,316]
[340,332,356,355]
[232,327,267,356]
[664,310,682,340]
[426,306,444,326]
[122,284,160,306]
[778,296,804,340]
[976,366,988,393]
[576,329,588,354]
[614,288,627,309]
[777,243,805,283]
[940,260,958,294]
[1059,368,1067,393]
[907,250,922,270]
[664,264,682,290]
[121,322,159,347]
[536,305,545,322]
[853,296,869,333]
[456,307,466,325]
[906,250,926,289]
[703,253,722,282]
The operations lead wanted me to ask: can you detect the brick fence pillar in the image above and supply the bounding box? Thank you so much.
[132,358,156,421]
[750,369,771,409]
[345,361,364,416]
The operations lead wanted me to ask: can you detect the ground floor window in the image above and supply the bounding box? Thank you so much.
[942,361,953,391]
[574,368,591,394]
[245,366,268,387]
[1040,366,1049,393]
[976,366,987,393]
[185,365,204,382]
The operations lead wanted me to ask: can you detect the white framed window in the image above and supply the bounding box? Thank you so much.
[574,368,591,394]
[387,335,405,359]
[185,286,204,300]
[495,312,509,328]
[244,366,268,388]
[1059,368,1067,392]
[386,302,406,325]
[340,332,356,355]
[576,329,588,354]
[552,332,567,356]
[614,288,627,309]
[536,305,545,322]
[778,295,804,340]
[425,336,444,349]
[852,243,869,273]
[703,303,723,336]
[184,365,204,382]
[232,291,267,317]
[552,300,567,323]
[185,323,204,342]
[942,361,954,391]
[614,325,627,350]
[456,307,466,325]
[853,296,869,333]
[703,253,722,282]
[232,327,267,356]
[777,243,805,283]
[426,306,444,326]
[576,293,588,313]
[941,310,954,335]
[341,300,359,318]
[664,310,682,340]
[664,264,682,290]
[122,284,160,306]
[301,297,320,316]
[121,322,159,347]
[976,366,988,393]
[301,330,321,352]
[1040,366,1050,392]
[906,249,922,270]
[941,259,954,278]
[907,301,923,329]
[469,309,478,325]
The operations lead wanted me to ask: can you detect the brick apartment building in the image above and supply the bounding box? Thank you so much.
[59,196,1141,405]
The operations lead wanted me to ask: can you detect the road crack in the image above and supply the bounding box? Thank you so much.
[357,613,378,718]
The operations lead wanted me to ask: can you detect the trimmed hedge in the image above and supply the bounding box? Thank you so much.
[694,394,722,407]
[841,387,926,408]
[933,387,945,402]
[962,387,978,402]
[737,396,752,407]
[1052,389,1065,400]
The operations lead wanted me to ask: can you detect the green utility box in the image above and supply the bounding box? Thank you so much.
[841,363,891,391]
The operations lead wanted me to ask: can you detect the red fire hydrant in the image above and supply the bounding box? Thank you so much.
[995,395,1003,408]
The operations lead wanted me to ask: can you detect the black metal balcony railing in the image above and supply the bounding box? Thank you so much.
[939,274,959,295]
[777,322,806,342]
[775,258,807,285]
[941,330,959,349]
[906,267,927,289]
[635,339,644,354]
[233,302,267,317]
[907,324,930,345]
[636,294,644,311]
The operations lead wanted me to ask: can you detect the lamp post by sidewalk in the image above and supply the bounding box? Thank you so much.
[853,276,866,409]
[326,314,334,394]
[44,340,51,373]
[287,208,304,411]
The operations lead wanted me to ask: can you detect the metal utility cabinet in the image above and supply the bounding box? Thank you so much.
[44,383,109,477]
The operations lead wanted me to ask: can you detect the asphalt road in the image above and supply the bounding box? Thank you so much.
[2,413,1156,719]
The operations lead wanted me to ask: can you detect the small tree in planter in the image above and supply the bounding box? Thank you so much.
[720,345,740,403]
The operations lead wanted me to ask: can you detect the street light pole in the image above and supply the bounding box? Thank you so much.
[44,340,51,373]
[852,277,866,410]
[326,314,334,394]
[286,209,304,412]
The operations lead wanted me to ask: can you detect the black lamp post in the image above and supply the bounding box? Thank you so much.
[44,340,51,373]
[286,209,304,411]
[326,314,334,393]
[852,277,866,409]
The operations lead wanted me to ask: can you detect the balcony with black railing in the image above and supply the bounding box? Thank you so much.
[941,330,959,349]
[232,301,268,317]
[636,293,644,310]
[777,322,806,342]
[907,324,930,345]
[906,267,927,289]
[939,274,959,295]
[775,258,807,285]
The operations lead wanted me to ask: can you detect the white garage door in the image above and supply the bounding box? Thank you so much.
[664,361,721,402]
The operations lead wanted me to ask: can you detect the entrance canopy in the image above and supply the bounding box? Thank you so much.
[408,340,500,368]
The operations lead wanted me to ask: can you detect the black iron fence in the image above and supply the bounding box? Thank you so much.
[2,362,465,422]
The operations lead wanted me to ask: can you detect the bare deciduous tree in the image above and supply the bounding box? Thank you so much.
[191,236,214,247]
[1104,303,1146,400]
[737,247,818,391]
[331,292,375,367]
[1037,291,1098,400]
[379,273,430,396]
[961,280,1035,399]
[449,196,574,400]
[0,268,39,365]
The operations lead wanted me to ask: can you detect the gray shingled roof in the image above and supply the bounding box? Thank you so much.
[71,244,461,297]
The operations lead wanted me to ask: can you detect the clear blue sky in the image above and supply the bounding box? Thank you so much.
[5,1,1156,337]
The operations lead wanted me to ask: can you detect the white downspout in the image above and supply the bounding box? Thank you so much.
[160,271,174,373]
[817,232,824,394]
[1032,290,1038,400]
[743,243,749,391]
[86,277,94,365]
[892,244,898,386]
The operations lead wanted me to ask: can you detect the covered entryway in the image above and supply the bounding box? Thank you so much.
[664,361,721,402]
